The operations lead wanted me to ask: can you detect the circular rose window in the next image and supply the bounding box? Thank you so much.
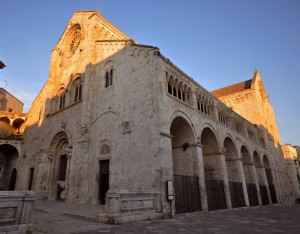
[64,24,82,58]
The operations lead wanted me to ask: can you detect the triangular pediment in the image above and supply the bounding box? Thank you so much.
[55,10,134,51]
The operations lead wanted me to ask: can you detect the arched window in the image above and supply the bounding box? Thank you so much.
[59,93,66,110]
[105,69,113,88]
[74,83,82,102]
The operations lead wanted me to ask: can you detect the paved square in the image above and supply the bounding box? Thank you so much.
[32,200,300,233]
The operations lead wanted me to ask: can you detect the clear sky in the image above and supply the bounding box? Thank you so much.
[0,0,299,145]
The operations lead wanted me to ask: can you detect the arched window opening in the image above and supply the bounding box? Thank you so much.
[105,69,113,88]
[74,83,82,102]
[59,93,66,110]
[178,91,182,100]
[168,84,172,94]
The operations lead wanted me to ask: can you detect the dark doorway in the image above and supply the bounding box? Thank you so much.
[28,168,34,190]
[9,168,17,190]
[56,155,68,201]
[98,160,109,205]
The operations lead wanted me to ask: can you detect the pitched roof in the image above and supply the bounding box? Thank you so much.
[211,79,252,98]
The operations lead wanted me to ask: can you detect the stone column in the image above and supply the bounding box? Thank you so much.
[273,171,281,203]
[252,165,262,206]
[194,144,208,211]
[220,152,232,209]
[262,167,272,204]
[47,151,54,200]
[237,155,249,207]
[211,102,219,121]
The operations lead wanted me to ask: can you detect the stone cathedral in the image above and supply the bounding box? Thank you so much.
[0,11,297,224]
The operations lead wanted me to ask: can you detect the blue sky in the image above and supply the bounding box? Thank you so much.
[0,0,299,145]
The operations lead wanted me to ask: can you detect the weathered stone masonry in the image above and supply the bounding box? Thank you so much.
[0,10,296,224]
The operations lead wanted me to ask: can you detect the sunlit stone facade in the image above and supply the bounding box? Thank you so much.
[0,10,296,224]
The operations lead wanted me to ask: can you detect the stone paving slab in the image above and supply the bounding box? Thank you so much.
[32,200,300,233]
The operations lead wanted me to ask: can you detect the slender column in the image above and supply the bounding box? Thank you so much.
[238,155,249,207]
[274,171,283,203]
[252,165,262,206]
[195,144,208,211]
[211,102,219,121]
[220,153,232,209]
[262,167,272,204]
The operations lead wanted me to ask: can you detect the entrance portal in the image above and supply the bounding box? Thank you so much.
[99,160,109,205]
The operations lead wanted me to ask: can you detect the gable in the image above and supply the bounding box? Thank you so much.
[55,10,133,55]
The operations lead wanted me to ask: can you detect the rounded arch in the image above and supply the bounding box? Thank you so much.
[57,84,66,94]
[223,136,246,208]
[263,155,271,170]
[253,150,262,167]
[99,140,111,155]
[241,145,252,164]
[103,60,114,71]
[0,144,19,191]
[48,131,70,201]
[170,115,201,214]
[0,116,11,134]
[170,116,196,147]
[200,125,221,155]
[12,118,26,135]
[201,125,227,211]
[49,131,70,156]
[170,111,197,141]
[223,135,239,160]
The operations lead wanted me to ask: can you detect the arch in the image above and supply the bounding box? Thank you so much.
[12,118,26,135]
[241,145,252,164]
[56,86,66,110]
[49,131,70,201]
[0,116,11,134]
[241,145,259,206]
[263,155,271,169]
[253,151,269,205]
[100,144,111,155]
[253,151,261,167]
[0,144,19,191]
[71,76,83,102]
[170,116,201,214]
[223,137,245,208]
[170,111,196,140]
[200,126,220,156]
[223,135,239,160]
[104,60,114,88]
[201,126,226,211]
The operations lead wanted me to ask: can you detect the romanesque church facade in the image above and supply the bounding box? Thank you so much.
[0,11,296,223]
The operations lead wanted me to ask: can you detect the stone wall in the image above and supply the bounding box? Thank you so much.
[0,191,36,234]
